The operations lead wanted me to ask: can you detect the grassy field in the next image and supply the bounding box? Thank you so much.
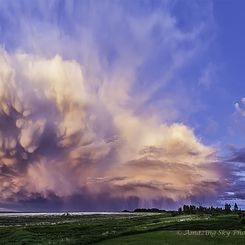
[0,213,245,244]
[98,230,245,245]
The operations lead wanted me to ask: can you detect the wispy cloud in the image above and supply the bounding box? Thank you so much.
[235,98,245,117]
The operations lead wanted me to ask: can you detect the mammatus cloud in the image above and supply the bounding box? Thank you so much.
[0,48,225,210]
[0,1,226,211]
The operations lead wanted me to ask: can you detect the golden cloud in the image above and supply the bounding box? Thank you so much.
[0,48,223,206]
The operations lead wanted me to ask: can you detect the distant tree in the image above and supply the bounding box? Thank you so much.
[178,207,182,214]
[190,205,196,214]
[234,203,239,212]
[197,206,205,214]
[183,205,190,214]
[225,203,231,213]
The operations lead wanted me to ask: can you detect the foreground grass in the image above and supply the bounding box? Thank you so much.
[0,213,244,244]
[98,230,245,245]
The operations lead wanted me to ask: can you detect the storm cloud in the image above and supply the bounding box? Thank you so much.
[0,0,227,211]
[0,48,225,210]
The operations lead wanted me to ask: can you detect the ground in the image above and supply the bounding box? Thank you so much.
[0,212,245,244]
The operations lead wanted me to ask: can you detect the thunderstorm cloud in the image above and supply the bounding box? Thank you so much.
[0,0,237,211]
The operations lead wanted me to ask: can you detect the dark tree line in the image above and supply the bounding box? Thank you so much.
[178,203,240,215]
[130,203,241,215]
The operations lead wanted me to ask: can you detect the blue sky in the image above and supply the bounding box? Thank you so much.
[212,1,245,148]
[0,0,245,211]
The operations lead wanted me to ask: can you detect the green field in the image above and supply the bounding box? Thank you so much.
[98,230,245,245]
[0,213,245,244]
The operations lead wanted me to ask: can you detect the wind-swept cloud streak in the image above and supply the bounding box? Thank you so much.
[0,0,227,211]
